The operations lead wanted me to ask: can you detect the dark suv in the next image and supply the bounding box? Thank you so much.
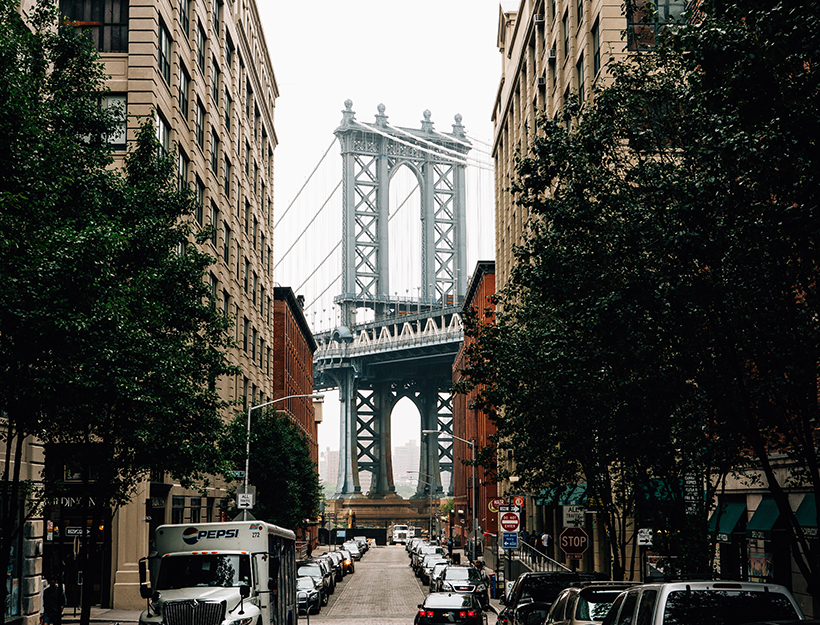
[498,571,599,625]
[297,559,334,603]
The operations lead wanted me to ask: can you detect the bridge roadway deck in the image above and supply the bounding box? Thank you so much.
[311,544,426,624]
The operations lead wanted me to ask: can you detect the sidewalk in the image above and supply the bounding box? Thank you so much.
[63,607,141,624]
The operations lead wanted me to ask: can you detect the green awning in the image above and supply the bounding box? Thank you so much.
[795,494,817,538]
[536,483,587,506]
[708,501,745,543]
[746,497,780,541]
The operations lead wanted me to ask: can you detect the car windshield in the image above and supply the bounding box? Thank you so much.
[662,589,800,625]
[297,578,316,590]
[425,593,474,609]
[298,564,323,578]
[157,554,251,589]
[519,576,577,603]
[445,569,482,583]
[575,589,624,621]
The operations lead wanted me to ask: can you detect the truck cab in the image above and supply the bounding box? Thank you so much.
[139,521,296,625]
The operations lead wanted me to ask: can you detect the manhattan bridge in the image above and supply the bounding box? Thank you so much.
[273,100,494,523]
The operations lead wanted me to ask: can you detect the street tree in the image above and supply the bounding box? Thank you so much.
[456,0,820,586]
[224,409,322,531]
[0,1,237,621]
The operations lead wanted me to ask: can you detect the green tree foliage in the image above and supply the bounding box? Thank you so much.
[456,0,819,586]
[0,1,236,620]
[224,409,322,531]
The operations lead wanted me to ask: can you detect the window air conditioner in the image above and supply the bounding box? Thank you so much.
[547,48,557,61]
[534,13,545,23]
[537,76,547,86]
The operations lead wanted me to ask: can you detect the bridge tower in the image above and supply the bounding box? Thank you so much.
[318,101,471,505]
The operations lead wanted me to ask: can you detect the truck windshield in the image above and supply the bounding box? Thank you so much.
[157,554,252,589]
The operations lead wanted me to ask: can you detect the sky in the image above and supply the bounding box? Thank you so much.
[256,1,504,452]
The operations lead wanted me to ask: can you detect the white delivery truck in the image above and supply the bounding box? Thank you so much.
[138,521,297,625]
[391,524,409,545]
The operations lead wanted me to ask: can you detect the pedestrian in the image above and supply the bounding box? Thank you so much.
[540,531,551,561]
[42,577,65,625]
[447,537,453,558]
[306,540,313,557]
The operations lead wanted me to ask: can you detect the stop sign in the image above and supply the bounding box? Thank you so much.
[560,527,589,559]
[500,512,520,532]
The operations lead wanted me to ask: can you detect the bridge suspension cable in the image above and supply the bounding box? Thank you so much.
[273,179,342,272]
[273,138,337,230]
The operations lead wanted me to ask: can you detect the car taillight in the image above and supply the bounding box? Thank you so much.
[418,610,434,618]
[467,611,478,618]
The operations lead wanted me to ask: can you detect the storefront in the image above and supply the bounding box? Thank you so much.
[708,498,747,580]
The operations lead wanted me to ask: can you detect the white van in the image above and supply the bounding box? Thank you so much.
[138,521,297,625]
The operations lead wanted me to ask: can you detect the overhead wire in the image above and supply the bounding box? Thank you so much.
[273,137,337,230]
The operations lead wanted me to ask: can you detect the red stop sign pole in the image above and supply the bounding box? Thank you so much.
[560,527,589,559]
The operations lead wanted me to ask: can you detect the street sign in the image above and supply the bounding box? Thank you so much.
[513,496,525,507]
[236,492,254,509]
[502,532,519,549]
[638,528,653,547]
[500,511,521,532]
[489,497,507,513]
[563,505,585,527]
[560,526,589,559]
[227,470,245,478]
[498,504,522,513]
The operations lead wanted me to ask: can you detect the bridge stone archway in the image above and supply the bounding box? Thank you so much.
[314,101,470,502]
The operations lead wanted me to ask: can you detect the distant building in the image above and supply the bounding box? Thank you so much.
[320,448,340,485]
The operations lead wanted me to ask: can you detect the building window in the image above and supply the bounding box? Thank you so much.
[627,0,686,50]
[210,203,219,245]
[251,327,257,361]
[222,289,230,316]
[209,274,217,310]
[60,0,129,52]
[224,155,232,197]
[225,90,232,131]
[244,259,250,292]
[179,65,190,116]
[592,19,601,76]
[195,177,204,223]
[577,0,583,24]
[180,0,190,35]
[244,200,251,234]
[252,272,258,305]
[158,20,171,85]
[562,11,569,60]
[103,94,127,146]
[211,129,220,173]
[243,318,249,351]
[195,99,205,148]
[178,149,189,191]
[244,140,250,175]
[172,496,185,523]
[253,217,258,251]
[196,22,206,71]
[189,497,201,522]
[156,111,170,157]
[211,62,220,105]
[212,0,221,34]
[226,34,234,69]
[246,85,253,119]
[223,224,231,263]
[577,54,585,104]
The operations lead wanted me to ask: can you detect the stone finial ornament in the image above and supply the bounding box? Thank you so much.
[375,103,388,127]
[452,114,465,138]
[421,109,434,133]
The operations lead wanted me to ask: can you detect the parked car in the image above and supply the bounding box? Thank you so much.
[420,555,449,585]
[497,571,591,625]
[318,552,343,582]
[601,580,804,625]
[430,562,449,592]
[546,582,637,624]
[413,544,446,573]
[338,548,355,574]
[353,536,369,552]
[408,537,426,554]
[343,540,362,560]
[296,560,332,603]
[296,576,322,615]
[438,565,490,608]
[416,592,487,625]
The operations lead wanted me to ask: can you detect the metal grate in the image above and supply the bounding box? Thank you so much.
[162,600,226,625]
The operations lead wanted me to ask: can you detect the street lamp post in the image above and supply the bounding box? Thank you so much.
[422,430,478,561]
[408,471,437,539]
[243,393,324,521]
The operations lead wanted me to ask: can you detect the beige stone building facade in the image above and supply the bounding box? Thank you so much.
[493,0,627,292]
[42,0,280,611]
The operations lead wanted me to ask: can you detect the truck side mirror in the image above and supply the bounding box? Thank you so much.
[239,584,251,599]
[138,558,152,600]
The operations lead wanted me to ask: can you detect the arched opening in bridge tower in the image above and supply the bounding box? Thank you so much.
[388,165,422,308]
[390,396,421,499]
